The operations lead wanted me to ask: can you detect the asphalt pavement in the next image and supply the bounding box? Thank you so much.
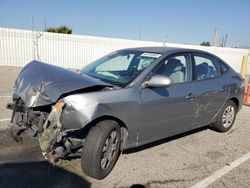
[0,66,250,188]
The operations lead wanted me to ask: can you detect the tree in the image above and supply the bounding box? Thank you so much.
[45,26,72,34]
[200,41,211,46]
[45,27,57,33]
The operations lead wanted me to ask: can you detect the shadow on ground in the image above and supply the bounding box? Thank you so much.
[0,130,90,188]
[0,161,90,188]
[0,126,209,188]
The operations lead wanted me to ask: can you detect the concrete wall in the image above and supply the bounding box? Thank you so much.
[0,27,249,73]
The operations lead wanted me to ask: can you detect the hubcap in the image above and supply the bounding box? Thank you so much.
[101,130,118,170]
[222,105,235,128]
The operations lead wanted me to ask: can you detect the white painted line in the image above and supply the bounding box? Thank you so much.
[191,152,250,188]
[0,118,11,122]
[0,95,12,98]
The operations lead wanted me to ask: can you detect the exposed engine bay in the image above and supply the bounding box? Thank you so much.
[6,98,84,163]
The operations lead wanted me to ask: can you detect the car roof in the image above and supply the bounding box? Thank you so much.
[124,46,213,55]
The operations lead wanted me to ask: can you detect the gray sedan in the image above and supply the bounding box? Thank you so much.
[7,47,245,179]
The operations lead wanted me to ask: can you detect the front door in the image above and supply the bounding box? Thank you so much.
[138,53,197,144]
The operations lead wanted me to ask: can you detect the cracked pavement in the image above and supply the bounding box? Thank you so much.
[0,67,250,188]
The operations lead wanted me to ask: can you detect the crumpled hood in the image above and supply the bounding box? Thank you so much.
[14,60,112,107]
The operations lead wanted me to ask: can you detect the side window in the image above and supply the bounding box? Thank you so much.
[154,55,188,84]
[96,54,134,71]
[194,55,221,80]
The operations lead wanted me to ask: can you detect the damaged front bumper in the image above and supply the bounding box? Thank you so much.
[38,102,66,161]
[6,100,83,163]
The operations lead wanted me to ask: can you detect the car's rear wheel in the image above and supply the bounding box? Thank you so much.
[212,100,237,132]
[81,120,121,180]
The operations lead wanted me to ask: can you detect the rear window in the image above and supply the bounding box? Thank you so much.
[219,61,229,73]
[194,55,221,80]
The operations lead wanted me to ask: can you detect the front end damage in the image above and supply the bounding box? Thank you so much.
[5,60,116,163]
[6,97,85,163]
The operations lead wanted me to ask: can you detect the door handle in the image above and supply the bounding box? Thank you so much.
[186,93,195,100]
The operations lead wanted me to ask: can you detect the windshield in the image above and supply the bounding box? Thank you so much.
[81,50,161,86]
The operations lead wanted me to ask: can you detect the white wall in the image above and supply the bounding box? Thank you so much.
[0,27,249,73]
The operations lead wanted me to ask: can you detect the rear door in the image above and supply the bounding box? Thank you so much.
[190,53,229,128]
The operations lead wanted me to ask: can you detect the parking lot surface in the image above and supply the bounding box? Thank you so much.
[0,66,250,188]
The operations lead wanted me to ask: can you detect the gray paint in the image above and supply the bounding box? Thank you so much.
[14,60,112,107]
[12,47,245,149]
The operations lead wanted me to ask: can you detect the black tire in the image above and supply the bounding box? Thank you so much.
[81,120,121,180]
[211,100,237,132]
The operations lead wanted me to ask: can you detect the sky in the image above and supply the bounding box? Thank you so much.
[0,0,250,47]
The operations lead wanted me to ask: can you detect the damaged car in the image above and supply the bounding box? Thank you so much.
[6,47,245,179]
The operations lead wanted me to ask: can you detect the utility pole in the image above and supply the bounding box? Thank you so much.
[224,33,228,47]
[44,18,47,31]
[163,33,167,46]
[213,28,218,47]
[31,16,36,60]
[31,16,34,31]
[221,36,225,47]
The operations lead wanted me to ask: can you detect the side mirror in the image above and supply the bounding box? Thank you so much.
[143,75,172,88]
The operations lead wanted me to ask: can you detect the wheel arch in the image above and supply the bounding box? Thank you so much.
[75,115,129,150]
[228,97,240,111]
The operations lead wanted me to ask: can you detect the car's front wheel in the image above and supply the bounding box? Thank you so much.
[81,120,121,180]
[212,100,237,132]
